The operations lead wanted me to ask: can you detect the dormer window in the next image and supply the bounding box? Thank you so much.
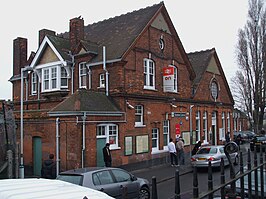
[79,62,87,88]
[99,74,105,88]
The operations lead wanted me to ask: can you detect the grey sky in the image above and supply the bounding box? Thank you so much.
[0,0,248,100]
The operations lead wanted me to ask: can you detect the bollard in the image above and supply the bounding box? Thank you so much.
[220,158,225,199]
[192,166,198,198]
[239,152,244,199]
[247,149,252,199]
[208,161,213,199]
[174,169,180,199]
[151,176,158,199]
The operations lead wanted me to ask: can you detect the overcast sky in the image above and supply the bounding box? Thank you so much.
[0,0,249,100]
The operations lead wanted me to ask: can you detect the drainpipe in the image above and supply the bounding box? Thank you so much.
[56,117,60,176]
[103,46,109,96]
[81,112,86,168]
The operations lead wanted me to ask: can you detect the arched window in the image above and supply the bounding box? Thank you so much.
[143,58,155,90]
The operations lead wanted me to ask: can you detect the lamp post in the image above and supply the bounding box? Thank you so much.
[189,105,194,157]
[20,66,33,178]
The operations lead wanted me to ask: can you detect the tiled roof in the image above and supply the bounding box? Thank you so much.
[49,89,122,115]
[187,48,215,86]
[47,35,72,61]
[59,2,164,63]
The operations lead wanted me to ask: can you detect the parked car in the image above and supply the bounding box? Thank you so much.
[233,131,250,144]
[57,167,150,199]
[250,135,266,152]
[191,145,239,168]
[0,178,114,199]
[244,131,256,141]
[225,167,266,198]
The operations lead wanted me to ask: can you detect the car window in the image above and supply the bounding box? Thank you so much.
[198,147,217,154]
[93,170,114,185]
[219,147,224,153]
[57,174,83,186]
[111,169,131,182]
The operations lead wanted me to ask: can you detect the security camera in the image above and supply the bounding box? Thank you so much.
[126,101,134,109]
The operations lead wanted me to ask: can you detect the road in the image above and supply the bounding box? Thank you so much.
[156,144,251,199]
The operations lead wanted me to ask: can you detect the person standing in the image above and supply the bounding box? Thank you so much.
[176,137,185,165]
[168,138,177,166]
[191,140,202,156]
[41,154,56,179]
[103,143,112,167]
[225,132,230,143]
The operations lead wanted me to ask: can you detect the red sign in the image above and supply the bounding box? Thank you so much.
[175,124,180,136]
[163,67,174,76]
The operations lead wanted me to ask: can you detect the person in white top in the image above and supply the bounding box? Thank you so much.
[168,138,178,166]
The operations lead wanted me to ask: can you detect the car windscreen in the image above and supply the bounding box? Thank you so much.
[255,136,266,141]
[197,147,217,154]
[57,174,83,186]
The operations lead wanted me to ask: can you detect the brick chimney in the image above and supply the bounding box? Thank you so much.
[13,37,27,76]
[39,29,56,46]
[69,17,84,52]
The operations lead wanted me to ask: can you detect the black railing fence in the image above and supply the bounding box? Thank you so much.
[151,147,266,199]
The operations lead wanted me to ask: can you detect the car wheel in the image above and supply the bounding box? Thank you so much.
[139,186,150,199]
[234,155,239,165]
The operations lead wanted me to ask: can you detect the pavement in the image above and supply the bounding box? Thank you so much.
[128,143,250,184]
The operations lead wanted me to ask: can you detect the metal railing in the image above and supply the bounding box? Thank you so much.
[151,146,266,199]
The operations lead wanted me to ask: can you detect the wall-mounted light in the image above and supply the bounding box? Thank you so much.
[170,103,177,108]
[126,101,134,109]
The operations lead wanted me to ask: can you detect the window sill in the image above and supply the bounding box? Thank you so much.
[143,86,157,91]
[110,146,121,150]
[135,124,146,128]
[97,86,105,89]
[151,149,168,155]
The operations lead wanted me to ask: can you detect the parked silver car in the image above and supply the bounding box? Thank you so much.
[191,145,239,168]
[57,167,150,199]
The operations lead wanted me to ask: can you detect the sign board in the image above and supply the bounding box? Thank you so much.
[171,112,186,118]
[175,124,180,136]
[163,66,174,92]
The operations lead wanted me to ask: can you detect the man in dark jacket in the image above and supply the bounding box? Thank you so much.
[102,143,112,167]
[41,154,56,179]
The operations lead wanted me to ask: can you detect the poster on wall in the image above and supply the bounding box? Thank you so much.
[124,136,133,156]
[136,135,149,154]
[163,66,174,92]
[182,131,190,146]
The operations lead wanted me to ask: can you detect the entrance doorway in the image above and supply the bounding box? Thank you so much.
[96,138,106,167]
[33,137,42,176]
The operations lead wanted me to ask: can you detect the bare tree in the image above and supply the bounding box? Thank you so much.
[233,0,266,133]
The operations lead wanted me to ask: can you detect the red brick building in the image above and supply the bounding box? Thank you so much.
[10,2,234,176]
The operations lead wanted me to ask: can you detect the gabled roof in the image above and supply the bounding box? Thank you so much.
[188,48,234,103]
[60,2,164,64]
[187,48,214,86]
[30,36,70,68]
[48,89,123,116]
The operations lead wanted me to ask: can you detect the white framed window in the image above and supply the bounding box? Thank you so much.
[196,111,201,141]
[173,67,178,92]
[221,112,225,140]
[152,128,159,152]
[43,68,49,91]
[79,62,87,88]
[51,67,57,89]
[96,124,119,149]
[227,112,230,133]
[41,65,69,92]
[135,105,144,127]
[99,74,105,88]
[144,59,155,90]
[61,67,68,88]
[163,120,169,150]
[31,72,37,95]
[203,111,208,142]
